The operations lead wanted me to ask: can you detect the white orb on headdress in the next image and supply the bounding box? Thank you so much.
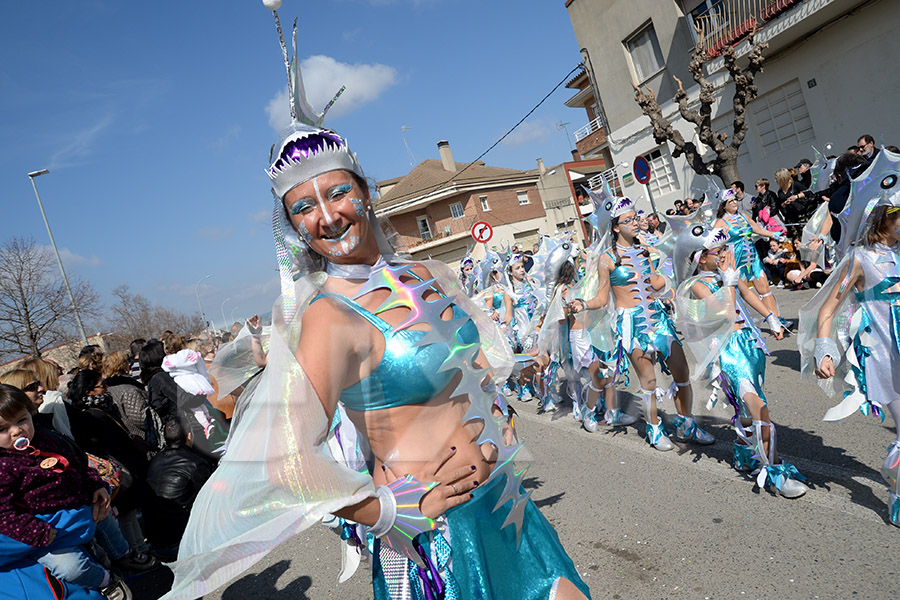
[703,209,713,220]
[262,0,283,10]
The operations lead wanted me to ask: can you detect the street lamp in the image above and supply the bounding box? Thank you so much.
[220,297,231,333]
[195,274,212,331]
[27,169,89,347]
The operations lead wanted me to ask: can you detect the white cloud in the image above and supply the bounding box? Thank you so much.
[266,55,397,131]
[38,246,103,268]
[197,226,234,242]
[210,125,240,151]
[501,119,555,148]
[48,114,115,169]
[249,209,270,224]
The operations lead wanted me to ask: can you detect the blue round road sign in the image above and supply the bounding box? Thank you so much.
[633,156,651,185]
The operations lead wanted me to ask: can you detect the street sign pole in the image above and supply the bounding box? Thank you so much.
[632,156,658,216]
[645,182,658,216]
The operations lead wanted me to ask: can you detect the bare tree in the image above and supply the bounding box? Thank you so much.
[632,27,768,186]
[0,237,100,359]
[106,285,206,348]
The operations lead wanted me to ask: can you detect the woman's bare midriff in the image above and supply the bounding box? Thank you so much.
[347,386,495,487]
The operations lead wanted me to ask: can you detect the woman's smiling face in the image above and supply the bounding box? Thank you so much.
[282,170,380,264]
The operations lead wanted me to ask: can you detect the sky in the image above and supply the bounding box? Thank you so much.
[0,0,587,330]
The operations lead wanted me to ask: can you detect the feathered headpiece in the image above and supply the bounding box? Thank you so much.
[673,223,729,285]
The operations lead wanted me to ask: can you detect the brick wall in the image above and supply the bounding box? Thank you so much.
[389,183,545,249]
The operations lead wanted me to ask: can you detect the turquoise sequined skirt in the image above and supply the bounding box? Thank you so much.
[372,473,591,599]
[716,327,766,416]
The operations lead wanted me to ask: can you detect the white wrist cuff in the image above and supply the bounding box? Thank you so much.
[814,337,841,370]
[720,268,739,287]
[369,485,396,538]
[764,313,782,334]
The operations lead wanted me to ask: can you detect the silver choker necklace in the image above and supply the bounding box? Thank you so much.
[325,255,388,279]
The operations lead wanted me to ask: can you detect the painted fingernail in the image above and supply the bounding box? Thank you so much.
[470,465,477,471]
[450,446,456,451]
[469,493,474,499]
[381,465,386,471]
[473,481,479,487]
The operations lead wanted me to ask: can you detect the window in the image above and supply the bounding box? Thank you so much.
[416,216,432,241]
[625,23,665,82]
[752,80,815,156]
[642,146,679,196]
[479,195,490,211]
[450,202,465,219]
[517,191,530,206]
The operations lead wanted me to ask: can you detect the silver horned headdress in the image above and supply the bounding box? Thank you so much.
[263,2,393,324]
[674,223,729,285]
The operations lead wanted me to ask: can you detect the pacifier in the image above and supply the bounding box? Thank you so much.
[13,437,30,451]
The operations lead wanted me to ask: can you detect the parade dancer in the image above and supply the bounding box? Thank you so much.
[800,181,900,524]
[674,226,807,497]
[459,255,478,298]
[569,197,713,451]
[712,188,787,327]
[163,8,590,599]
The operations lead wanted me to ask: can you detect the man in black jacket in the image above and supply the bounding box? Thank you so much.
[144,417,214,558]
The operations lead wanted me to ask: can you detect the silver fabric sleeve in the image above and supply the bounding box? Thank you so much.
[814,337,841,369]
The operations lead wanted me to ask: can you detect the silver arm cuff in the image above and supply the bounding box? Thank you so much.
[814,337,841,369]
[369,485,396,538]
[720,267,739,288]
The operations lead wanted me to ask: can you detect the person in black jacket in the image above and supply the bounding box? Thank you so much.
[144,417,214,557]
[140,340,179,425]
[753,178,780,218]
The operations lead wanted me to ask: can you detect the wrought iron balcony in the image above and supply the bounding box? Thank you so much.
[691,0,805,59]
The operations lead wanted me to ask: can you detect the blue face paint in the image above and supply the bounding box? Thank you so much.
[329,183,354,199]
[349,196,367,217]
[289,198,314,216]
[298,221,313,243]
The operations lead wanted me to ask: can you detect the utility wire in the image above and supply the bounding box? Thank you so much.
[379,63,585,207]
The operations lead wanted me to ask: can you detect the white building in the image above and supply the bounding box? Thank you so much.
[565,0,900,212]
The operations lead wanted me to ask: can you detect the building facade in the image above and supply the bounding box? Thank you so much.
[565,0,899,214]
[375,141,582,268]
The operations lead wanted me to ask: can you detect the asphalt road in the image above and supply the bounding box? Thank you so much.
[132,287,898,600]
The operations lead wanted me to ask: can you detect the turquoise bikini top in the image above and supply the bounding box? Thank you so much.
[606,251,634,287]
[310,293,480,412]
[491,289,504,310]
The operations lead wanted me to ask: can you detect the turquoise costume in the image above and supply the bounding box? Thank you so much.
[696,277,767,414]
[723,212,766,281]
[316,270,590,599]
[608,247,680,372]
[311,293,478,411]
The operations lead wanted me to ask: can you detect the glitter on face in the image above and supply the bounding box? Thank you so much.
[298,221,313,243]
[349,196,367,217]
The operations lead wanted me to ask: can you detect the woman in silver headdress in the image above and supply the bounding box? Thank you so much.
[802,201,900,525]
[163,7,590,600]
[569,199,714,452]
[673,225,806,498]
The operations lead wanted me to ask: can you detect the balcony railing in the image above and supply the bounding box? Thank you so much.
[573,116,605,143]
[587,166,623,197]
[691,0,804,59]
[408,214,478,249]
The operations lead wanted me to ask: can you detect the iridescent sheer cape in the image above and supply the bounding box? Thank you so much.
[162,259,515,600]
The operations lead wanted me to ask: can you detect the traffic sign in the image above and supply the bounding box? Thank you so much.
[633,156,651,185]
[471,221,493,243]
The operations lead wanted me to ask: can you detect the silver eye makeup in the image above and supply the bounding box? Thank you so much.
[289,199,315,215]
[328,183,353,200]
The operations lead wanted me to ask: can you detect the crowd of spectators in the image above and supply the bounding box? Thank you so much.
[653,133,895,290]
[0,325,245,597]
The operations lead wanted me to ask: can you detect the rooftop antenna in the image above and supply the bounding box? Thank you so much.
[557,121,573,151]
[401,125,417,166]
